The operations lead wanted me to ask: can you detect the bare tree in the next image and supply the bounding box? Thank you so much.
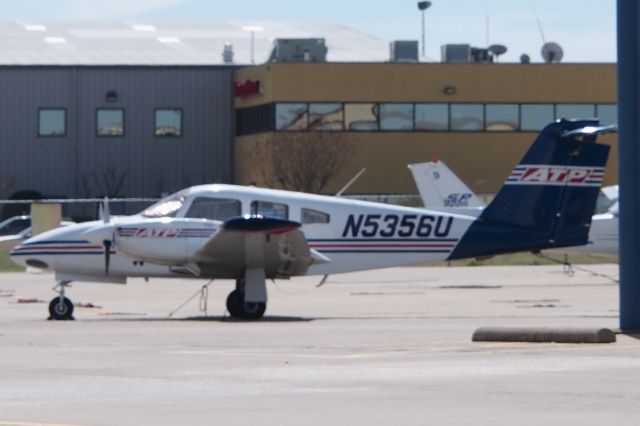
[79,164,127,197]
[248,132,356,194]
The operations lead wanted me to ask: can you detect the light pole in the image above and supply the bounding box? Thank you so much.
[417,1,432,58]
[242,25,264,64]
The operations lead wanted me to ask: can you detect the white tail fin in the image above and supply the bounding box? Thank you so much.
[408,160,484,209]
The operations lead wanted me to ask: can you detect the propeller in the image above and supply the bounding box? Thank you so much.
[98,197,112,274]
[81,221,116,275]
[103,239,112,275]
[100,196,111,224]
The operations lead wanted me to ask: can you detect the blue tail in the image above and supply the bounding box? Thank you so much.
[449,119,614,260]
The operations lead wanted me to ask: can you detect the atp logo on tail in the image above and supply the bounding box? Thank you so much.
[506,165,605,187]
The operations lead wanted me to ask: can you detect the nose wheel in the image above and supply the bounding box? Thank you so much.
[49,281,74,320]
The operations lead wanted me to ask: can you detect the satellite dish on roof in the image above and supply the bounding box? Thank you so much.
[520,54,531,64]
[488,44,507,62]
[541,42,563,63]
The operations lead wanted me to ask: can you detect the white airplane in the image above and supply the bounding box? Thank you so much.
[408,157,618,254]
[10,119,613,321]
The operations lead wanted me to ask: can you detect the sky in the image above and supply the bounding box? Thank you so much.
[0,0,616,63]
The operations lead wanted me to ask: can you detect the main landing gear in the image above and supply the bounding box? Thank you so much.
[49,281,74,320]
[226,277,266,320]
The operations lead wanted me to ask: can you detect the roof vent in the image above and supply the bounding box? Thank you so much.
[222,43,234,64]
[268,38,327,63]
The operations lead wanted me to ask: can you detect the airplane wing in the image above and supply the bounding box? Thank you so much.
[189,215,325,278]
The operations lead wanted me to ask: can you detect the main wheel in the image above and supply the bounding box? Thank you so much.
[48,297,74,320]
[226,290,266,320]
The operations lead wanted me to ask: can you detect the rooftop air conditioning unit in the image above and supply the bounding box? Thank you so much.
[268,38,328,63]
[441,44,471,63]
[390,40,419,63]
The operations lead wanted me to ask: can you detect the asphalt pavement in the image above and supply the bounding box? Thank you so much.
[1,264,638,426]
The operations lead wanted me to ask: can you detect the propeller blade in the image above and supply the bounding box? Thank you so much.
[103,239,112,275]
[102,197,111,224]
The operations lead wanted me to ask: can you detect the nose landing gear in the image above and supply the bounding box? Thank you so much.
[49,281,74,320]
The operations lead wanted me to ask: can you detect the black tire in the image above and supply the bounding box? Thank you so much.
[48,297,74,320]
[226,290,266,320]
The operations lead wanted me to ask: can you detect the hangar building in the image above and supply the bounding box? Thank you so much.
[0,21,617,218]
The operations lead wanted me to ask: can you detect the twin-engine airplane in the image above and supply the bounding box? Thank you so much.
[11,119,614,320]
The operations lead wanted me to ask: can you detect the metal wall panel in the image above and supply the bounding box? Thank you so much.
[0,66,233,203]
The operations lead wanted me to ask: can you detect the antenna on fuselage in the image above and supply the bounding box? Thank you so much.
[335,168,366,197]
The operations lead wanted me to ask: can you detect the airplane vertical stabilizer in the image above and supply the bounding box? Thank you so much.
[448,119,614,260]
[408,160,485,209]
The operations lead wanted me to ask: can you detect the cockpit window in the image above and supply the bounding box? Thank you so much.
[251,200,289,219]
[185,197,241,221]
[141,191,185,218]
[302,208,330,224]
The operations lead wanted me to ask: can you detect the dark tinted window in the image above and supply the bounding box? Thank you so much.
[380,103,413,130]
[302,208,330,224]
[276,104,308,130]
[485,104,519,131]
[415,104,448,130]
[185,198,241,221]
[597,104,617,126]
[521,104,554,131]
[309,103,344,130]
[451,104,483,131]
[0,218,31,236]
[251,200,288,219]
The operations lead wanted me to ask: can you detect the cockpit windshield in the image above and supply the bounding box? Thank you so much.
[140,190,187,218]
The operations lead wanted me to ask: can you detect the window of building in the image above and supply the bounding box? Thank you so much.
[344,103,379,131]
[251,200,289,219]
[521,104,554,131]
[236,103,275,135]
[556,104,596,120]
[185,197,241,221]
[276,103,308,130]
[451,104,483,131]
[485,104,519,131]
[597,104,617,126]
[302,208,330,224]
[309,103,344,130]
[415,104,448,131]
[97,108,124,136]
[380,103,413,130]
[155,109,182,137]
[38,108,66,137]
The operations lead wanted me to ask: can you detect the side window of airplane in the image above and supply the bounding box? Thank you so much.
[251,200,289,219]
[302,208,330,224]
[185,197,241,221]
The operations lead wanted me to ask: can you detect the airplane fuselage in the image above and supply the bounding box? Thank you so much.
[11,184,476,283]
